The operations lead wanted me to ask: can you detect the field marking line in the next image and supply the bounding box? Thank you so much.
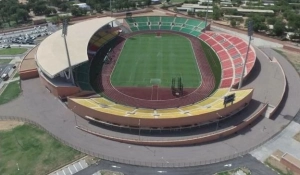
[73,164,78,171]
[68,167,73,174]
[151,85,154,100]
[104,31,212,102]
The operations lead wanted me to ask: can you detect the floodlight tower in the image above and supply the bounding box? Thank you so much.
[203,0,209,33]
[110,0,113,17]
[238,20,253,89]
[62,19,74,85]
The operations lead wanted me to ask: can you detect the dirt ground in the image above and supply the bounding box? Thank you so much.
[265,156,293,175]
[0,121,24,131]
[294,132,300,142]
[275,48,300,73]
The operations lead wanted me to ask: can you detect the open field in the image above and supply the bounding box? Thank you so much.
[265,156,294,175]
[0,81,21,105]
[215,167,251,175]
[0,48,27,55]
[111,33,201,88]
[0,59,12,64]
[0,121,24,131]
[0,124,85,175]
[274,49,300,74]
[293,132,300,142]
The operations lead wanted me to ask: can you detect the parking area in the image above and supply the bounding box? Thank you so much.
[49,159,88,175]
[0,23,60,47]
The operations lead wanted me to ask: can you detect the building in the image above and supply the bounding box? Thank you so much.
[73,3,91,11]
[177,4,213,13]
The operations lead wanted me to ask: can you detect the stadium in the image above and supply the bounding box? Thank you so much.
[28,15,264,146]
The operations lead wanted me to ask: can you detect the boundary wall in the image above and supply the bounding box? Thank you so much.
[76,103,267,146]
[39,74,81,99]
[19,46,39,80]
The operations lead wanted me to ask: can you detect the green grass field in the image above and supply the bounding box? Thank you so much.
[0,48,27,55]
[111,33,201,88]
[0,81,21,105]
[0,59,12,64]
[0,124,84,175]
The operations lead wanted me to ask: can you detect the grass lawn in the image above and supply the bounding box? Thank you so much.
[0,81,21,105]
[200,40,222,92]
[215,167,251,175]
[111,33,201,87]
[0,48,27,55]
[0,59,12,64]
[0,124,84,175]
[13,72,20,78]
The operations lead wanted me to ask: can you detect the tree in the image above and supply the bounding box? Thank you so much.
[245,15,267,32]
[273,20,285,36]
[59,3,69,12]
[33,5,48,15]
[144,0,151,6]
[230,19,237,27]
[267,17,276,25]
[52,8,57,15]
[44,8,52,16]
[196,11,206,18]
[71,6,82,16]
[16,9,29,22]
[95,4,102,13]
[187,10,194,16]
[212,5,222,20]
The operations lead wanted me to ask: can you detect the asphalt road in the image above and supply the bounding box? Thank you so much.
[75,154,277,175]
[0,64,14,84]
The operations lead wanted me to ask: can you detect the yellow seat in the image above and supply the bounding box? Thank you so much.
[91,98,115,106]
[156,108,181,113]
[71,99,98,108]
[180,105,199,111]
[114,104,135,111]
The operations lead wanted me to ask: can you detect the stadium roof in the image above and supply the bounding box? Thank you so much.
[36,17,116,78]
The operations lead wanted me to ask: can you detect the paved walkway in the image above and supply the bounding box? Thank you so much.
[49,159,88,175]
[0,48,294,167]
[250,48,300,162]
[211,26,283,48]
[75,154,277,175]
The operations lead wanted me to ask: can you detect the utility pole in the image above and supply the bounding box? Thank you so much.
[62,19,74,85]
[138,119,141,140]
[110,0,113,17]
[238,20,253,89]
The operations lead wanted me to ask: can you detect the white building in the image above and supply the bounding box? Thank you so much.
[73,3,91,11]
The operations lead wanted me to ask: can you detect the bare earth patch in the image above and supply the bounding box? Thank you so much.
[0,121,24,131]
[274,48,300,74]
[293,132,300,142]
[99,170,124,175]
[265,150,294,175]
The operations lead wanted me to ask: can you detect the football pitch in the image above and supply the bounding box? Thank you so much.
[111,33,201,88]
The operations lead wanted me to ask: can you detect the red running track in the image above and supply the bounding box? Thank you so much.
[99,30,216,109]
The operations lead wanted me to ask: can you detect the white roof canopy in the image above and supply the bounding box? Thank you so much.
[36,17,116,78]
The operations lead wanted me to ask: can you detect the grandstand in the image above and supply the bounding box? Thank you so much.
[68,88,253,128]
[200,32,256,87]
[124,16,207,37]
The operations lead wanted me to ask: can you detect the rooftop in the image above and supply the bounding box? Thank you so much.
[36,17,116,78]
